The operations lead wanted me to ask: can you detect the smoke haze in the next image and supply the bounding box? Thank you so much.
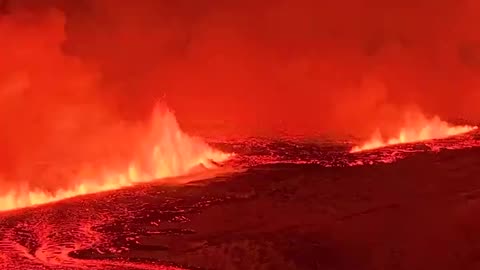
[60,0,480,136]
[6,0,480,135]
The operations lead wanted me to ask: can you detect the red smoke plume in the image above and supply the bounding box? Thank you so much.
[7,0,479,137]
[57,0,480,137]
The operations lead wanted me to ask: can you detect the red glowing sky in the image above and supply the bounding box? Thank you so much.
[4,0,480,137]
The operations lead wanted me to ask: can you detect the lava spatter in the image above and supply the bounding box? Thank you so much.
[351,114,478,153]
[0,105,231,212]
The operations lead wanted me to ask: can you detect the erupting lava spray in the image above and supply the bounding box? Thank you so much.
[0,9,230,212]
[351,114,478,152]
[0,104,230,211]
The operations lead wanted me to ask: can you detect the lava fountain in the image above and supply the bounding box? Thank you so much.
[0,104,231,212]
[351,114,478,153]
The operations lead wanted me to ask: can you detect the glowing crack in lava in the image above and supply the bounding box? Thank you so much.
[351,115,478,153]
[0,105,231,212]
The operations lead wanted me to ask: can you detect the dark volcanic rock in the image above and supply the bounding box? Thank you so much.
[2,141,480,269]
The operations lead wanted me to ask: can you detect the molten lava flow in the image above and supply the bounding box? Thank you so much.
[0,105,230,212]
[351,115,478,153]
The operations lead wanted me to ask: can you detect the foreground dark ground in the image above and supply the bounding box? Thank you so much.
[1,138,480,269]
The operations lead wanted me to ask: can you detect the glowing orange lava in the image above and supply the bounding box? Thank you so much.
[0,105,231,212]
[351,115,478,153]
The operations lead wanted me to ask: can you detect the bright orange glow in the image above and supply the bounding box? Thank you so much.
[351,115,478,153]
[0,105,231,212]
